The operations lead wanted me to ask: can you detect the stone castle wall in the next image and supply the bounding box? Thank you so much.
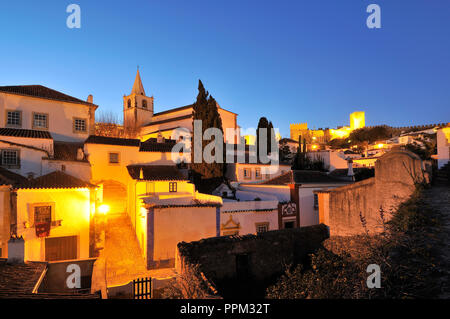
[318,150,426,236]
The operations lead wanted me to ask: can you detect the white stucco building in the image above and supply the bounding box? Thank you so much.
[437,127,450,169]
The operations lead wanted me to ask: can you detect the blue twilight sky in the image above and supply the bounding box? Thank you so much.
[0,0,449,137]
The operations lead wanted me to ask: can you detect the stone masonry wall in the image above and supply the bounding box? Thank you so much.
[176,224,329,285]
[320,150,425,236]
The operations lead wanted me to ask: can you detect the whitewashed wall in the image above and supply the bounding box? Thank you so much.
[220,200,279,235]
[0,92,95,142]
[437,128,450,169]
[0,139,50,177]
[15,188,93,261]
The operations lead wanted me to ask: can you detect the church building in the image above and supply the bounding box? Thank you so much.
[123,70,240,144]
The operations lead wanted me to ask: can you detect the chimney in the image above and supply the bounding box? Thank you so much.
[8,236,25,264]
[157,132,164,143]
[87,94,93,104]
[76,148,85,161]
[347,160,355,181]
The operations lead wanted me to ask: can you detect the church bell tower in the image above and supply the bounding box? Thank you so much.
[123,68,154,135]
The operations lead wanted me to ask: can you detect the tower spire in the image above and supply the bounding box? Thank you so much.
[131,68,145,96]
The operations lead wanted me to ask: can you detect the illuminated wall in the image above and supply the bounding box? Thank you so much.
[437,127,450,169]
[290,123,308,141]
[350,111,365,130]
[15,187,95,261]
[289,111,366,143]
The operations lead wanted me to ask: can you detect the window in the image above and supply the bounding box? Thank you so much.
[127,99,131,108]
[109,152,119,164]
[32,113,48,129]
[256,223,269,234]
[73,118,87,133]
[34,206,52,225]
[142,100,147,108]
[314,194,319,210]
[169,182,177,192]
[255,168,261,179]
[6,110,21,127]
[1,149,20,167]
[284,221,295,229]
[243,168,251,179]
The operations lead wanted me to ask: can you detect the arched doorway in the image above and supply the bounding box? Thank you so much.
[101,180,127,215]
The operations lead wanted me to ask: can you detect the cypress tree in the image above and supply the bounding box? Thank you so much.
[256,117,276,156]
[191,80,224,182]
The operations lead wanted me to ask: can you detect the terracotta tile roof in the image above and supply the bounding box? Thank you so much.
[139,138,177,152]
[0,258,47,295]
[52,141,87,162]
[16,171,96,189]
[85,135,140,147]
[0,85,97,107]
[259,171,294,185]
[127,165,186,181]
[143,114,192,127]
[0,167,28,186]
[0,128,52,139]
[152,104,193,117]
[259,170,348,185]
[293,170,347,184]
[0,291,102,299]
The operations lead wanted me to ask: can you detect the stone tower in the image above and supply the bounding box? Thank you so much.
[123,69,154,135]
[350,111,365,130]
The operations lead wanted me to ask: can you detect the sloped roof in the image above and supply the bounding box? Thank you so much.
[0,258,47,296]
[131,69,145,96]
[17,171,96,189]
[85,135,140,147]
[127,165,186,181]
[260,170,348,185]
[52,141,87,162]
[152,104,193,117]
[0,85,97,107]
[0,167,29,186]
[293,170,347,183]
[0,128,52,139]
[139,138,177,152]
[144,114,191,127]
[260,171,294,185]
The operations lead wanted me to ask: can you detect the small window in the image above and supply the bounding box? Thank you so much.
[284,221,295,229]
[142,100,147,108]
[169,182,177,192]
[109,152,119,164]
[73,118,87,133]
[256,223,269,234]
[1,149,20,168]
[6,110,21,127]
[314,194,319,210]
[255,168,261,179]
[33,113,48,129]
[34,206,52,225]
[127,99,131,108]
[243,168,251,179]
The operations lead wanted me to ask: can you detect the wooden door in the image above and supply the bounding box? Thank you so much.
[45,236,77,261]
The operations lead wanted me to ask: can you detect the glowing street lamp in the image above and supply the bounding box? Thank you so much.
[98,204,110,215]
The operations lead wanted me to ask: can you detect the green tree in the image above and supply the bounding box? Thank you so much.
[292,138,310,170]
